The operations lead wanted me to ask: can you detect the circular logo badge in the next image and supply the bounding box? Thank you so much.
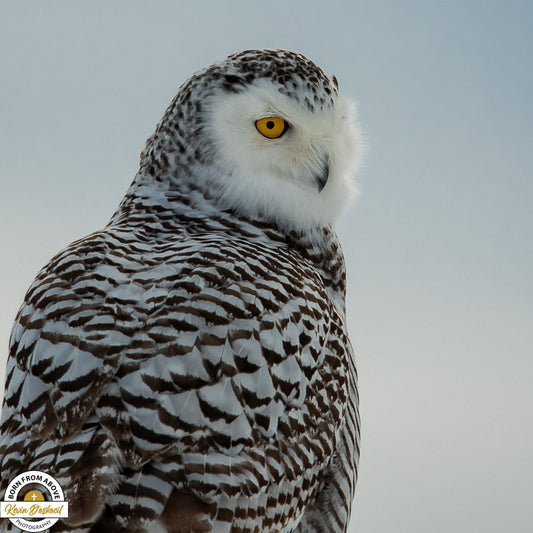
[0,471,68,532]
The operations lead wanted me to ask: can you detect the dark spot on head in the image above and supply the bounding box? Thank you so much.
[223,74,246,93]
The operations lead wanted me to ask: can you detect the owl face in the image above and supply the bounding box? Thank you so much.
[208,79,361,229]
[141,50,363,230]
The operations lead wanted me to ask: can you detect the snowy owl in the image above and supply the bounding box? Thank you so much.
[0,49,362,532]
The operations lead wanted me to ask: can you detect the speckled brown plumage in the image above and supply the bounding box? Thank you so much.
[0,49,361,533]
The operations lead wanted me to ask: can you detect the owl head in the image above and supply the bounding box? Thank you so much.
[138,49,363,230]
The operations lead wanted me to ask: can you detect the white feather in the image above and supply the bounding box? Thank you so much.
[207,79,363,229]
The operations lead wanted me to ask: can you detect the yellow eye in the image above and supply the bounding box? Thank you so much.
[255,117,289,139]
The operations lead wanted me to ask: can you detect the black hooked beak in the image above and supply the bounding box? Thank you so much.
[316,159,329,193]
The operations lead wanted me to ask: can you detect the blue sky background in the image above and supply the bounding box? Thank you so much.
[1,2,531,531]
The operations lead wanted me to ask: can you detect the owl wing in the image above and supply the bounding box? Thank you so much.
[0,229,355,531]
[294,336,360,533]
[0,230,135,526]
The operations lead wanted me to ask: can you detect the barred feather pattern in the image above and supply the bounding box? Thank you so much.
[0,49,361,532]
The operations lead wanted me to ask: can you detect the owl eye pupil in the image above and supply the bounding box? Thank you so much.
[266,121,275,129]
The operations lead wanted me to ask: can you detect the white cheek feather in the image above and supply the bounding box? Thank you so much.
[207,81,363,230]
